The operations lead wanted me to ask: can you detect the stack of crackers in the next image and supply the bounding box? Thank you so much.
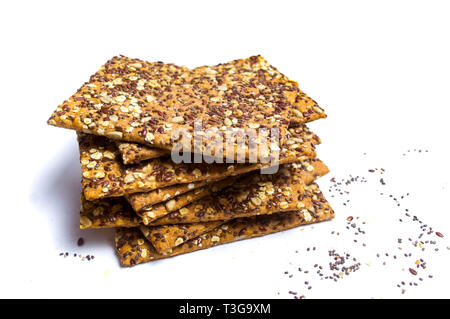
[47,55,334,266]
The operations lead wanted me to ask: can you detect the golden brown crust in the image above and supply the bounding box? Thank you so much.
[139,221,225,254]
[127,176,239,213]
[80,195,140,229]
[126,179,219,208]
[150,160,329,225]
[115,142,168,164]
[48,55,326,159]
[115,185,334,266]
[115,122,323,166]
[78,125,320,200]
[79,159,328,229]
[115,121,324,165]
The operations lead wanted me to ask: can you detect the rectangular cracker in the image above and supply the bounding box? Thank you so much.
[80,179,232,229]
[190,57,326,126]
[116,141,168,164]
[80,158,328,229]
[125,179,222,208]
[48,55,326,158]
[115,185,334,266]
[79,125,320,200]
[127,175,239,213]
[139,221,225,254]
[126,177,240,226]
[80,195,140,229]
[115,122,318,165]
[146,162,329,225]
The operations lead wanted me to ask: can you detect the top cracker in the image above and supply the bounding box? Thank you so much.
[47,55,325,157]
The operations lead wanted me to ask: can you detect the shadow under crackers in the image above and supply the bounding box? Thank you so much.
[30,137,114,251]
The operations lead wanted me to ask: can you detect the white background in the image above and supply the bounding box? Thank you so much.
[0,0,449,299]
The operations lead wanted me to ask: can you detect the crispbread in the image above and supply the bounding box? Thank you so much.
[80,195,139,229]
[78,125,320,200]
[191,58,325,126]
[138,168,314,225]
[114,122,317,165]
[127,179,219,208]
[115,141,168,164]
[139,221,225,254]
[127,176,239,213]
[48,55,326,159]
[148,163,329,225]
[115,186,334,266]
[79,159,328,229]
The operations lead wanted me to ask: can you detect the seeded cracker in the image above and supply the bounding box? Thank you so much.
[114,116,324,166]
[121,177,240,226]
[115,141,168,164]
[80,196,140,229]
[190,58,325,126]
[80,183,231,229]
[149,176,325,226]
[115,187,334,266]
[47,55,326,159]
[127,175,239,213]
[115,121,320,165]
[137,164,314,225]
[78,125,320,200]
[139,221,226,254]
[126,179,222,208]
[80,159,328,228]
[142,161,328,225]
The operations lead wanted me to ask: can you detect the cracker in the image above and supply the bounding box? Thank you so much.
[79,178,235,229]
[128,179,220,207]
[190,58,325,126]
[80,159,328,229]
[115,121,323,166]
[48,55,326,159]
[139,221,225,254]
[116,122,324,167]
[148,161,329,225]
[80,195,139,229]
[127,175,239,213]
[78,125,320,200]
[115,185,334,266]
[115,142,168,164]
